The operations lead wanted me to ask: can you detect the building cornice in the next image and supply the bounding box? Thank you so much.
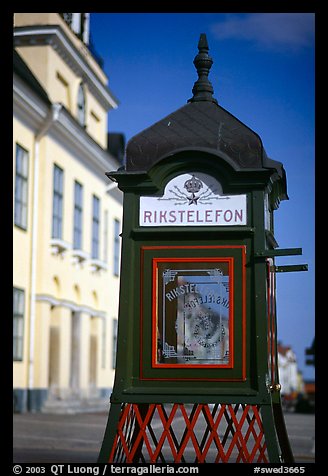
[52,105,120,175]
[14,24,119,111]
[14,73,120,179]
[13,72,49,130]
[36,294,106,318]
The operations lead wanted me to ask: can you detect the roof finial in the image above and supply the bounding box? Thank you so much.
[188,33,218,104]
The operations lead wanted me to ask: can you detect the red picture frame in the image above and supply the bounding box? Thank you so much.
[139,246,247,382]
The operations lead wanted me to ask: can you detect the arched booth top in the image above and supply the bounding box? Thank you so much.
[106,34,287,206]
[124,100,283,178]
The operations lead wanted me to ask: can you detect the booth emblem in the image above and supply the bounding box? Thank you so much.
[184,174,203,204]
[139,173,247,226]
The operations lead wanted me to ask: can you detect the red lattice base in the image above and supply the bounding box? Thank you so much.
[109,403,269,463]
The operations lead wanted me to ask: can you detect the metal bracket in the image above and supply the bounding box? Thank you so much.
[254,248,308,272]
[254,248,302,258]
[273,264,308,273]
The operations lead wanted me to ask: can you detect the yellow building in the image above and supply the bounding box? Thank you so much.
[13,13,123,412]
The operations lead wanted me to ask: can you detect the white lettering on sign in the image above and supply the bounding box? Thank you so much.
[139,173,247,227]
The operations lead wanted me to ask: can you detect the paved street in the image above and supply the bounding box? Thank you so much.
[283,411,315,463]
[13,409,315,464]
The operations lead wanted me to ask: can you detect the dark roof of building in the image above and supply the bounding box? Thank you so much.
[13,48,51,105]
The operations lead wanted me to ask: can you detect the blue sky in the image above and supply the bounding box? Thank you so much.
[90,13,315,381]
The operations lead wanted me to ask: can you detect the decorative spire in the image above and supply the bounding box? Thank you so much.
[188,33,218,104]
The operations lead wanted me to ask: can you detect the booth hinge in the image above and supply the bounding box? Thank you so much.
[269,383,282,393]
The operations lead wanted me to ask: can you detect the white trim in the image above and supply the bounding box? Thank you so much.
[14,25,118,110]
[52,107,118,174]
[13,73,49,129]
[35,294,106,318]
[71,249,89,262]
[89,258,108,272]
[105,182,118,193]
[50,237,72,255]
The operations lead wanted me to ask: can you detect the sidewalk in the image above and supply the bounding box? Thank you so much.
[13,411,315,464]
[13,412,106,463]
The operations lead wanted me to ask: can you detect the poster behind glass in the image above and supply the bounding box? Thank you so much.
[155,261,231,367]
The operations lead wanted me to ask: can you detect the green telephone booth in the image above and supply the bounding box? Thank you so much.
[98,34,307,464]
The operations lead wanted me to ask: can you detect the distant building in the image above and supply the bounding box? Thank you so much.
[277,343,304,397]
[13,13,123,412]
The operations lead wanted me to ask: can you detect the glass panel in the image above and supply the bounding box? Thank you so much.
[54,166,59,190]
[73,181,83,250]
[15,145,29,229]
[17,290,24,313]
[21,205,27,228]
[15,176,22,201]
[92,196,100,255]
[14,200,21,225]
[93,195,100,219]
[16,145,23,174]
[52,165,63,239]
[155,260,230,366]
[13,316,18,335]
[17,338,23,360]
[21,151,28,176]
[13,337,19,360]
[13,288,24,361]
[17,316,24,334]
[21,180,27,204]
